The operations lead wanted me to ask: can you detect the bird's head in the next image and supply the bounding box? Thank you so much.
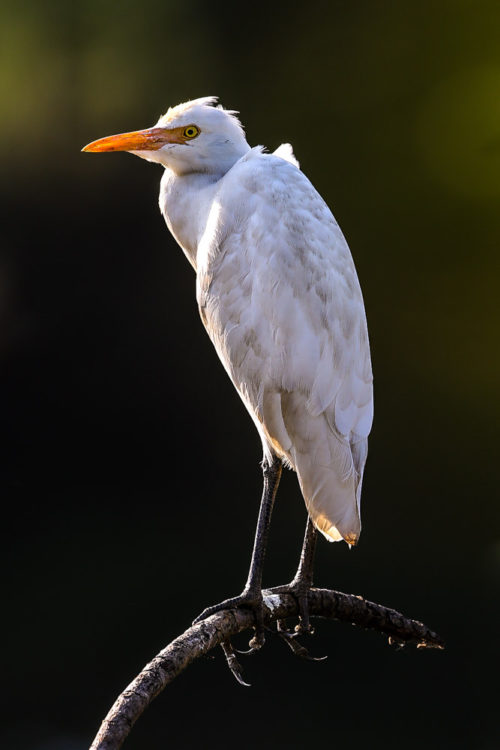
[82,96,250,176]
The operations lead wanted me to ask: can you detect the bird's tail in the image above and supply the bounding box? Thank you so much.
[261,391,365,544]
[291,430,362,545]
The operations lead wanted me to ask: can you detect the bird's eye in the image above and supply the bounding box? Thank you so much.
[183,125,200,139]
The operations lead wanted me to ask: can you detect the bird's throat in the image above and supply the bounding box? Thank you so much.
[159,170,220,271]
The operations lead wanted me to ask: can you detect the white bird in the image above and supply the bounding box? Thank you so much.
[83,96,373,640]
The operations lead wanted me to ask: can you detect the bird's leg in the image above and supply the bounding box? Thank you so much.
[271,516,328,662]
[291,515,318,633]
[193,455,282,648]
[272,515,317,635]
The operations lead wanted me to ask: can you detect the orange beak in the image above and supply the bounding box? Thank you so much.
[82,126,184,153]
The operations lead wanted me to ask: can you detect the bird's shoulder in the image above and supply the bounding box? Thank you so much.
[211,147,350,266]
[219,146,317,207]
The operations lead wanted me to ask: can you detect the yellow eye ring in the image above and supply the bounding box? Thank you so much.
[183,125,200,139]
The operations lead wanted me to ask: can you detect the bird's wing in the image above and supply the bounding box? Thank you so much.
[197,150,373,543]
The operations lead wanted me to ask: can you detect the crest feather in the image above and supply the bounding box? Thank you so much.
[158,96,245,138]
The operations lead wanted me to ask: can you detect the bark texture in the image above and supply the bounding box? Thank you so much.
[90,587,444,750]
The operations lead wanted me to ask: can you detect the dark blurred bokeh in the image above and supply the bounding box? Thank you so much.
[1,1,499,748]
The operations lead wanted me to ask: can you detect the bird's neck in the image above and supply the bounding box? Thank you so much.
[159,170,223,271]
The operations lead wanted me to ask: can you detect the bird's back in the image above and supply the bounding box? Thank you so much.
[196,148,373,543]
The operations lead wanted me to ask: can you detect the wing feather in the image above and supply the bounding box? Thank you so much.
[197,150,373,542]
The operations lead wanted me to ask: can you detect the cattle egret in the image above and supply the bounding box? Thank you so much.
[83,97,373,641]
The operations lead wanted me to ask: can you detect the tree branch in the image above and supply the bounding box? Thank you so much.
[89,587,444,750]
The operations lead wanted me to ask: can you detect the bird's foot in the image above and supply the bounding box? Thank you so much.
[193,587,267,650]
[269,579,314,634]
[275,619,328,661]
[193,588,269,685]
[267,581,328,662]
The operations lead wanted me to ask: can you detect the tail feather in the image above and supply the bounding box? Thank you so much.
[287,411,364,544]
[293,452,361,543]
[262,390,366,545]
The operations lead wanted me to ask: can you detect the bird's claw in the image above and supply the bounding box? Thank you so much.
[234,635,265,656]
[275,607,325,661]
[277,627,327,661]
[234,646,258,655]
[221,641,251,687]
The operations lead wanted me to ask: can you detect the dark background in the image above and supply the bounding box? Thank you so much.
[2,1,499,748]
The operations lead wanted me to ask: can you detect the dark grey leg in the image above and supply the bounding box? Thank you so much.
[271,514,318,633]
[242,454,282,598]
[193,454,282,642]
[289,515,317,632]
[293,515,317,586]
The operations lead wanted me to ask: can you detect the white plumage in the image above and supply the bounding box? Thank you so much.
[83,96,373,546]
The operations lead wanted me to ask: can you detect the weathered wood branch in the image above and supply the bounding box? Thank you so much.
[89,587,444,750]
